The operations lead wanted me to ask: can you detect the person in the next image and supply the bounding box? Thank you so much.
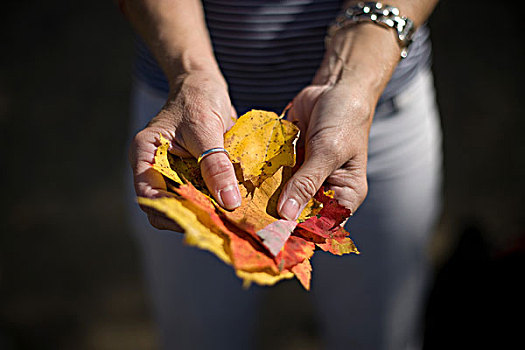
[123,0,442,349]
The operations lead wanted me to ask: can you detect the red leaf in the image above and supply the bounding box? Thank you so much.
[275,236,315,271]
[296,186,351,239]
[293,227,328,243]
[313,186,352,226]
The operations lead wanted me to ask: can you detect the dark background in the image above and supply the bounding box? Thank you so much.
[1,0,524,349]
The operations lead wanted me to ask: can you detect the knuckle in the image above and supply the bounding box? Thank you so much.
[131,129,148,149]
[129,130,149,163]
[289,175,319,202]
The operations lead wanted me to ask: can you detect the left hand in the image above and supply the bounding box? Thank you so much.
[277,80,373,220]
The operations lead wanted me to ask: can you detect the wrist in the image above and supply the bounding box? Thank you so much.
[166,48,226,91]
[323,23,400,102]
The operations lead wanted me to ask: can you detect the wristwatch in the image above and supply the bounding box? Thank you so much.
[327,2,415,59]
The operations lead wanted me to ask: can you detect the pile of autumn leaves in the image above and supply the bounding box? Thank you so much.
[138,110,359,290]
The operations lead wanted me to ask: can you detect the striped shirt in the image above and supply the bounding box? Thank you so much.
[134,0,431,114]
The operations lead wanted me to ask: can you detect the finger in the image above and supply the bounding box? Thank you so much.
[224,104,238,131]
[325,165,365,187]
[277,151,338,221]
[199,151,241,210]
[130,128,169,198]
[168,141,192,157]
[326,184,366,215]
[134,166,168,198]
[287,86,324,132]
[138,189,183,231]
[178,114,242,210]
[326,161,368,214]
[286,103,307,148]
[146,212,183,232]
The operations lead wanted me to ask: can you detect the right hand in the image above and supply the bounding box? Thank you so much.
[129,70,241,231]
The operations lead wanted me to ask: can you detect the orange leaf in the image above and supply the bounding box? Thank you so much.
[175,182,279,273]
[316,234,360,256]
[217,167,285,234]
[291,259,312,290]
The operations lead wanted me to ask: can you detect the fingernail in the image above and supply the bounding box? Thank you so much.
[280,198,300,221]
[219,184,241,209]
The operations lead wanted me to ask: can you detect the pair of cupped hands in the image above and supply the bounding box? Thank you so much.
[130,69,372,231]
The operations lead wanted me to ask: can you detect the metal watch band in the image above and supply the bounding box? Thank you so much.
[326,2,415,59]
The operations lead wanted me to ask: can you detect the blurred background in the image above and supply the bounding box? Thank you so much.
[1,0,523,349]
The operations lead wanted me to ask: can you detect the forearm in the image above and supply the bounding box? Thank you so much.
[121,0,223,88]
[322,0,438,114]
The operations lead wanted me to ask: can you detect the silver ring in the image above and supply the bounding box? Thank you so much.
[197,147,230,164]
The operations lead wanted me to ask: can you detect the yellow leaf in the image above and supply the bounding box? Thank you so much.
[138,191,291,288]
[152,135,183,185]
[217,164,318,234]
[137,196,232,265]
[218,167,285,233]
[224,110,299,187]
[168,154,209,195]
[156,142,318,227]
[236,268,294,288]
[297,197,323,222]
[316,236,360,256]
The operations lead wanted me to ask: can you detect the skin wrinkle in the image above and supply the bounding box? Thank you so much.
[328,166,367,188]
[285,173,320,204]
[326,172,352,188]
[201,156,233,183]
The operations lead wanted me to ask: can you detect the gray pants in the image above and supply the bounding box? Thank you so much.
[126,69,442,350]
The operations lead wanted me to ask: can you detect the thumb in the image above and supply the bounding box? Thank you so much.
[278,152,336,220]
[177,114,242,210]
[199,150,241,210]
